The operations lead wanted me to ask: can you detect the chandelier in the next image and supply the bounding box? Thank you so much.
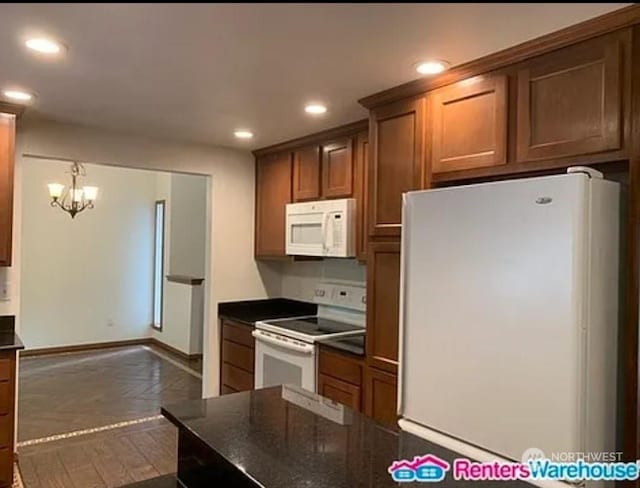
[47,162,99,218]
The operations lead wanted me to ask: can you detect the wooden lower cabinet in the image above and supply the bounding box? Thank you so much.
[318,374,361,411]
[220,320,255,394]
[318,346,363,412]
[0,351,16,488]
[364,366,398,428]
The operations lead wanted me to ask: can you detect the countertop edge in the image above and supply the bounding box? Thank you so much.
[218,315,255,327]
[318,341,365,357]
[0,335,25,352]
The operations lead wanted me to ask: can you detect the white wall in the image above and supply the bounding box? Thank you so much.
[9,117,280,397]
[159,281,193,353]
[151,172,207,356]
[169,173,207,278]
[19,160,159,348]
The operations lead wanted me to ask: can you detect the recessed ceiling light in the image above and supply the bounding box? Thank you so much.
[415,60,450,75]
[25,37,65,55]
[304,103,327,115]
[2,89,34,102]
[234,130,254,139]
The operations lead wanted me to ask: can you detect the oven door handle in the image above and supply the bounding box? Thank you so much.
[252,329,315,354]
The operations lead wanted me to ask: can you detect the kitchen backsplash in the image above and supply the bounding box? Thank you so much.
[259,259,365,302]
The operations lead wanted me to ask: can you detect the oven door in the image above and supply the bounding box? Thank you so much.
[252,329,317,392]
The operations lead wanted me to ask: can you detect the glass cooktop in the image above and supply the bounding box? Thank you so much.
[265,317,362,336]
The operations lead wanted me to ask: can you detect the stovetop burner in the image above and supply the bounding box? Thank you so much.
[262,316,362,337]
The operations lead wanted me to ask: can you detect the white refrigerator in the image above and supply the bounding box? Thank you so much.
[398,168,620,468]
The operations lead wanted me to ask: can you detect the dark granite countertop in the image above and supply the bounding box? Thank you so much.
[319,334,365,356]
[0,316,24,351]
[218,298,316,327]
[163,386,530,488]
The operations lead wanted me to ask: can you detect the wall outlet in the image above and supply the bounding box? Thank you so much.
[0,280,9,302]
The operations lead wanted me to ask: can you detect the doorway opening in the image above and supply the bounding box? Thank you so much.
[18,158,210,487]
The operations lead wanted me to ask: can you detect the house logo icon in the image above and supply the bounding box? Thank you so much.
[388,454,451,483]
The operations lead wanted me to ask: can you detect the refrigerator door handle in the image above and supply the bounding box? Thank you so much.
[397,194,410,417]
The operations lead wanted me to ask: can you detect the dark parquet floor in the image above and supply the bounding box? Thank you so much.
[17,346,202,487]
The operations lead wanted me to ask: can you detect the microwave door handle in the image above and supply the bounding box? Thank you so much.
[321,212,331,254]
[251,330,315,354]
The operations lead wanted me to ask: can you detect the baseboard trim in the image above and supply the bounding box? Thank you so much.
[149,338,203,362]
[20,338,152,357]
[20,337,203,362]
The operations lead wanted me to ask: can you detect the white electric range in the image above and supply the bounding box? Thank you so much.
[253,282,365,393]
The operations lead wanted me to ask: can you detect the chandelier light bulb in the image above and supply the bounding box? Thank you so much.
[83,186,99,201]
[47,183,65,199]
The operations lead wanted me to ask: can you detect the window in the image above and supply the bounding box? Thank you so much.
[153,200,165,330]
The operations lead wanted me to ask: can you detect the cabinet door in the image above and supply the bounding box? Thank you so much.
[369,97,425,237]
[318,373,361,411]
[364,366,397,428]
[293,145,321,202]
[255,152,292,258]
[353,131,369,261]
[517,33,623,162]
[366,240,400,373]
[0,447,11,488]
[0,115,15,267]
[431,75,507,173]
[322,138,353,198]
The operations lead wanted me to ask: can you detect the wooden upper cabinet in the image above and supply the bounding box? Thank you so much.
[369,97,425,237]
[353,131,369,261]
[431,74,508,173]
[366,240,401,373]
[516,33,624,162]
[322,138,353,198]
[255,152,292,258]
[0,115,15,267]
[293,145,321,202]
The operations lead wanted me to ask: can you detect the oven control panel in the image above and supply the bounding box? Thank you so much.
[313,282,366,312]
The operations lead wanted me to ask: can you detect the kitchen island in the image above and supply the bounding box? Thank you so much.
[161,385,530,487]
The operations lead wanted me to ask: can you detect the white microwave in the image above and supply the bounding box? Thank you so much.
[285,198,356,257]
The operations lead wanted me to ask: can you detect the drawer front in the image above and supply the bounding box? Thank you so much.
[0,383,11,416]
[222,321,255,348]
[222,340,254,373]
[0,447,11,488]
[0,416,11,448]
[221,363,254,392]
[318,349,362,386]
[319,373,361,411]
[0,360,11,383]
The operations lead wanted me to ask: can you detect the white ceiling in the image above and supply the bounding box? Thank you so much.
[0,3,629,149]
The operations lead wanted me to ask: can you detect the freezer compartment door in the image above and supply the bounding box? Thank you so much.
[400,173,590,461]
